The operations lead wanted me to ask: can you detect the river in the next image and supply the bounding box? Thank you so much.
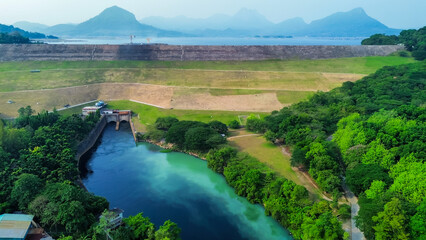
[82,124,292,240]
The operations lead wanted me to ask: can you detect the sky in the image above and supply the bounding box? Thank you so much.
[0,0,425,29]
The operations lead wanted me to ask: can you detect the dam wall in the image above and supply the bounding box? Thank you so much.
[76,115,107,163]
[0,44,404,61]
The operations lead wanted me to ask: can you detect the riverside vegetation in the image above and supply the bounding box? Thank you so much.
[143,61,425,239]
[0,109,181,239]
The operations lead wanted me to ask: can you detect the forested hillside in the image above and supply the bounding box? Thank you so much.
[257,61,425,239]
[0,109,180,239]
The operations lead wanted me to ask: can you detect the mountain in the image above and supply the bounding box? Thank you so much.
[13,21,49,33]
[12,7,401,38]
[0,23,57,39]
[225,8,274,30]
[46,6,185,37]
[303,8,400,37]
[141,7,400,37]
[273,17,308,35]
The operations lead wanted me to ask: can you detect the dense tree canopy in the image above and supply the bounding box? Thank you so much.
[0,32,30,44]
[362,26,426,60]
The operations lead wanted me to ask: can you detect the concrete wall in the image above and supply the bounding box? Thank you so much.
[0,44,404,61]
[76,116,107,163]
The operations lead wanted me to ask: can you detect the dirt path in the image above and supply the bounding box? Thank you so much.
[280,146,333,201]
[227,134,261,140]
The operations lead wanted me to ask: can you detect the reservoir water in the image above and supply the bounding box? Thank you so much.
[82,124,292,240]
[45,37,363,46]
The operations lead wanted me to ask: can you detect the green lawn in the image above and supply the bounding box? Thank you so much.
[228,133,300,184]
[107,100,267,128]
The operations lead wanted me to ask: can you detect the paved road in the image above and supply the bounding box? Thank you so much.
[342,178,366,240]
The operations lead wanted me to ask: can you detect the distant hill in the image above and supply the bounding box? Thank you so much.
[44,6,186,37]
[141,8,274,35]
[13,21,49,33]
[0,23,57,39]
[303,8,400,37]
[141,7,401,37]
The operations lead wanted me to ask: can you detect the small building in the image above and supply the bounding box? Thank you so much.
[0,214,43,240]
[100,208,124,229]
[82,106,102,116]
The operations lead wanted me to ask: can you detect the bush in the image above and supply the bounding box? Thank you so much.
[228,120,240,129]
[338,204,351,219]
[246,115,267,133]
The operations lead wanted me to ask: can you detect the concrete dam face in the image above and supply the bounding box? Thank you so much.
[0,44,404,61]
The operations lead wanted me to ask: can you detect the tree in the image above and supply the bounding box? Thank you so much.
[228,119,240,129]
[0,119,4,146]
[206,147,237,173]
[373,198,410,240]
[124,213,155,240]
[301,212,344,240]
[346,164,391,196]
[184,127,224,151]
[390,161,426,204]
[165,121,206,148]
[361,34,399,45]
[365,180,387,200]
[246,115,267,133]
[155,220,181,240]
[155,117,179,130]
[11,174,43,210]
[208,120,228,135]
[410,200,426,239]
[338,204,351,220]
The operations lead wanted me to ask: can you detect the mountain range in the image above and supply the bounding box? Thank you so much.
[0,23,57,39]
[10,6,401,38]
[140,7,401,37]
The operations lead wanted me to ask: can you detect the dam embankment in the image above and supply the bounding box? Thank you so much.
[0,44,404,61]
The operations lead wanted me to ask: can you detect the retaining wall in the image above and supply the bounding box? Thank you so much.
[76,116,107,163]
[0,44,404,61]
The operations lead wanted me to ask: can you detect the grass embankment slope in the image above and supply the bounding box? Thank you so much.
[0,56,414,92]
[0,56,414,117]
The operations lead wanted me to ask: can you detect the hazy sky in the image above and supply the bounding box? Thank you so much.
[1,0,425,29]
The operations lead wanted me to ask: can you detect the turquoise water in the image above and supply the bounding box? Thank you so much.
[82,124,292,240]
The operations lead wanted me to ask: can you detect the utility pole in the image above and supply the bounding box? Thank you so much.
[130,35,136,44]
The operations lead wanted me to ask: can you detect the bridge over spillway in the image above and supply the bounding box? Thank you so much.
[102,110,132,131]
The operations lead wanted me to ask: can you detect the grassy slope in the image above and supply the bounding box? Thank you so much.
[0,56,414,93]
[0,56,414,73]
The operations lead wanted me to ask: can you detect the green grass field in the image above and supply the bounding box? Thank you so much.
[228,133,300,184]
[84,100,268,131]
